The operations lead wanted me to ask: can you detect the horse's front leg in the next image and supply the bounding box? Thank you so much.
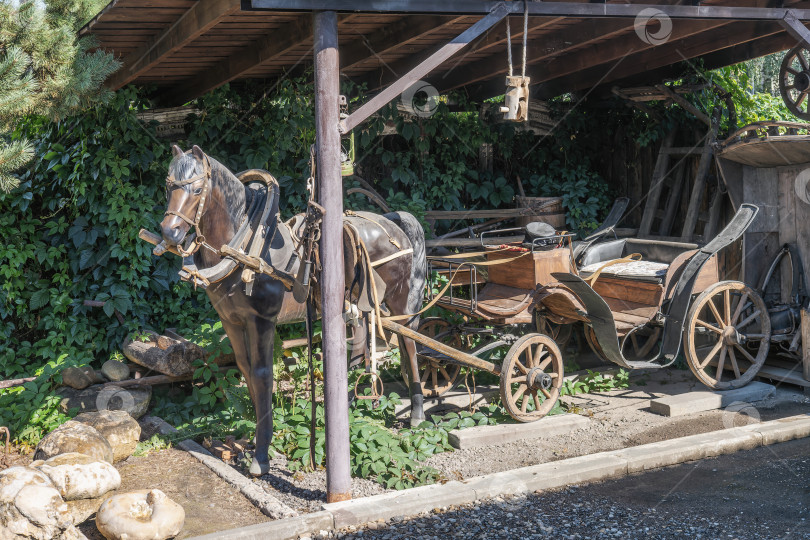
[244,315,276,477]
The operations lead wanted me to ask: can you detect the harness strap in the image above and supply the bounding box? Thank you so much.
[370,248,413,268]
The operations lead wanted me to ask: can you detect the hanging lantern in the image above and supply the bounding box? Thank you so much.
[339,95,355,177]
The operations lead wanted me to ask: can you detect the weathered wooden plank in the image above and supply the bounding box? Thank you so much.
[681,118,718,242]
[802,309,810,382]
[106,0,242,90]
[778,167,798,302]
[639,129,677,237]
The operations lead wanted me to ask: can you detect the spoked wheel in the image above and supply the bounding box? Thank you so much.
[621,325,661,362]
[781,44,810,120]
[584,326,608,363]
[535,314,573,349]
[402,318,464,398]
[684,281,771,390]
[500,334,564,422]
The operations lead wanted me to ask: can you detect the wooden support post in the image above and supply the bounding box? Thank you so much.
[638,129,677,237]
[802,309,810,383]
[314,10,351,504]
[681,113,719,242]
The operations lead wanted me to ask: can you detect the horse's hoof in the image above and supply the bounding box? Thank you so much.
[249,459,269,477]
[410,415,426,428]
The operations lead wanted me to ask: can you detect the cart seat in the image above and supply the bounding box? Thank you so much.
[579,259,669,284]
[577,238,699,284]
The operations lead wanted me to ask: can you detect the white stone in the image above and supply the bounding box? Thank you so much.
[96,489,185,540]
[34,421,114,463]
[0,467,86,540]
[34,453,121,500]
[73,410,141,462]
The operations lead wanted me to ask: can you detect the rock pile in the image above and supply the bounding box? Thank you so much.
[1,410,186,539]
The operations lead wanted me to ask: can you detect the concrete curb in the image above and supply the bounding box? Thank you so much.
[188,413,810,540]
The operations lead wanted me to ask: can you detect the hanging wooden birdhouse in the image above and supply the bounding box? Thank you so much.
[501,76,531,122]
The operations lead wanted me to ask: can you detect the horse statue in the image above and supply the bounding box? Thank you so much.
[158,145,427,476]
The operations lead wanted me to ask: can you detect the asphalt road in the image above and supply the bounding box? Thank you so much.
[333,437,810,539]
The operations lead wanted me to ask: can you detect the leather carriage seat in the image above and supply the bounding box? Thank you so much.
[578,238,699,284]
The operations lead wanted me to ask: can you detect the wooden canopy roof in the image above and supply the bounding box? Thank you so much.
[81,0,810,105]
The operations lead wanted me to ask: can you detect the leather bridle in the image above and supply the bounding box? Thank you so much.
[164,155,213,257]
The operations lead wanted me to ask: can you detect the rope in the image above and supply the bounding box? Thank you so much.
[522,0,528,78]
[506,15,513,77]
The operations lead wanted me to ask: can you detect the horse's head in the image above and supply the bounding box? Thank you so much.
[161,144,211,247]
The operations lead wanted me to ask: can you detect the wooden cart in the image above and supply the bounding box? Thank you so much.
[390,203,769,424]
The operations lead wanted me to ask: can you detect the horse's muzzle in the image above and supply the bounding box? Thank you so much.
[160,215,189,246]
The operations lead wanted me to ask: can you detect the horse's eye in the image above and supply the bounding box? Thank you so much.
[193,187,202,195]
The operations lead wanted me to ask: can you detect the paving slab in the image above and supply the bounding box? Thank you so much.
[649,381,775,417]
[322,481,478,529]
[448,413,591,449]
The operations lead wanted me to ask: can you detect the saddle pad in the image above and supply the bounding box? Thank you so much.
[580,259,669,283]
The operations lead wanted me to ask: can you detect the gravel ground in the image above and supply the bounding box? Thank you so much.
[250,368,810,512]
[255,452,390,513]
[321,437,810,540]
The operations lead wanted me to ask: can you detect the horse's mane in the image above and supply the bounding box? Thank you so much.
[169,152,245,224]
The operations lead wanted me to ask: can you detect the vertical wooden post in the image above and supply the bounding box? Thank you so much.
[314,10,351,503]
[801,309,810,384]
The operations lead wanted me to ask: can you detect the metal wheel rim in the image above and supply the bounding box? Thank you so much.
[620,325,661,362]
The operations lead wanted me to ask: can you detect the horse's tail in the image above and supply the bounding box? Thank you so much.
[384,211,426,327]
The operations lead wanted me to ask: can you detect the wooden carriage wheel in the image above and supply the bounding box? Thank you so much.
[780,44,810,120]
[584,326,608,362]
[620,325,661,362]
[684,281,771,390]
[402,318,464,398]
[500,334,564,422]
[535,315,573,349]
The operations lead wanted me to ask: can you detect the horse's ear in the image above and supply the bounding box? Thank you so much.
[171,144,183,158]
[191,145,205,162]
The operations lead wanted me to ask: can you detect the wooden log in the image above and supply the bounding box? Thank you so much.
[0,376,37,390]
[103,373,188,387]
[122,332,209,377]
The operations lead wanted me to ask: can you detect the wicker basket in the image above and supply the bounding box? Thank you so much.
[515,196,566,228]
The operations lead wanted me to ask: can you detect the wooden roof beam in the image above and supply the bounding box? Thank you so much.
[537,21,784,98]
[352,16,563,91]
[530,19,731,87]
[340,15,468,72]
[432,18,637,92]
[249,0,810,21]
[159,14,315,105]
[106,0,242,89]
